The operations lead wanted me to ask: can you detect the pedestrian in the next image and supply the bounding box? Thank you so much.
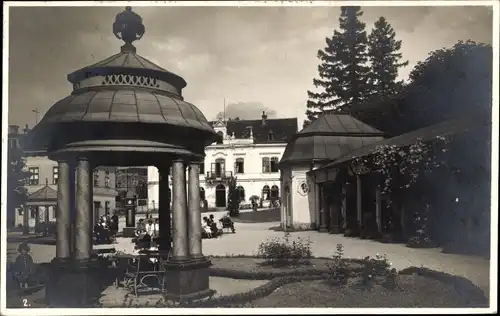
[12,243,35,288]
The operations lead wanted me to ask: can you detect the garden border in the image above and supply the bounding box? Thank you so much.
[150,257,487,308]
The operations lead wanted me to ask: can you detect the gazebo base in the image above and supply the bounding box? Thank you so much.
[46,258,105,307]
[163,257,214,302]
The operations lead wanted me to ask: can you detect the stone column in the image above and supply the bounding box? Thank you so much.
[74,157,92,260]
[89,165,95,248]
[329,188,341,234]
[44,206,50,223]
[171,160,189,260]
[319,184,328,232]
[158,166,171,254]
[187,162,203,259]
[56,160,71,259]
[69,164,76,256]
[375,187,382,234]
[356,174,362,231]
[22,206,29,235]
[341,185,347,231]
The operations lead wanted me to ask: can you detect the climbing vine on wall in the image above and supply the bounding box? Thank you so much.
[350,135,451,196]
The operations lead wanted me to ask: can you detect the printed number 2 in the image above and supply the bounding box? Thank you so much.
[23,299,28,307]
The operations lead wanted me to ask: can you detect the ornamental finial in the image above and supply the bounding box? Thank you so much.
[112,6,145,52]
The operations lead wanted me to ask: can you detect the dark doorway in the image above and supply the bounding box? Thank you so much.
[215,184,226,207]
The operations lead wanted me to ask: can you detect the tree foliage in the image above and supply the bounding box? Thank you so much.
[305,6,370,127]
[357,40,492,135]
[7,145,31,227]
[227,176,241,217]
[366,17,408,98]
[135,179,148,199]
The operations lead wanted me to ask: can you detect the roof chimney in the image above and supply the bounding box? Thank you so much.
[8,125,19,135]
[261,111,268,125]
[23,124,30,134]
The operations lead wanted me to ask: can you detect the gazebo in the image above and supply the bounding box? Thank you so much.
[27,7,218,306]
[24,179,57,234]
[278,114,385,232]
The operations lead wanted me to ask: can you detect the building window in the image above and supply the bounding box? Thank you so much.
[52,166,59,185]
[236,186,245,201]
[200,162,205,175]
[235,158,244,174]
[200,187,206,200]
[105,201,110,213]
[93,170,99,187]
[28,167,39,185]
[270,157,279,173]
[262,185,270,200]
[105,171,110,188]
[262,157,270,173]
[214,158,225,177]
[270,185,280,199]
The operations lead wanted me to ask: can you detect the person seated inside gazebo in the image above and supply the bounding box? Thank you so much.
[12,243,35,288]
[135,219,146,237]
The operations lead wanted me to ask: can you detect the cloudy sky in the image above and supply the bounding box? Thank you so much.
[6,3,493,129]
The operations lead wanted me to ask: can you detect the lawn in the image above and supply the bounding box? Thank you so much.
[238,275,486,308]
[206,256,489,308]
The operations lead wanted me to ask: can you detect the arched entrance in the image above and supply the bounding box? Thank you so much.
[215,184,226,207]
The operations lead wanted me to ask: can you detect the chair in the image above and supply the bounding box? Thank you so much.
[123,250,171,297]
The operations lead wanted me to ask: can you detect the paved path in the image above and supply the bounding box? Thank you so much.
[7,219,491,299]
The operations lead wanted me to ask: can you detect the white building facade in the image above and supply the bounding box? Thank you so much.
[148,113,298,210]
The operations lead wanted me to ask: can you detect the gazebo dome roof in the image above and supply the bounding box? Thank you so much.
[279,114,385,167]
[28,7,217,161]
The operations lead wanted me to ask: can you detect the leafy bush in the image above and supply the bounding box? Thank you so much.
[249,195,260,211]
[327,244,350,285]
[227,176,240,217]
[360,253,393,288]
[258,232,312,266]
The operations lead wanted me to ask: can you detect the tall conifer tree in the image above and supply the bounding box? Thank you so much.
[367,17,408,98]
[305,6,370,127]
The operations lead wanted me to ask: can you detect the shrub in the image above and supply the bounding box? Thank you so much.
[360,253,392,288]
[258,232,312,266]
[327,244,350,285]
[227,176,241,217]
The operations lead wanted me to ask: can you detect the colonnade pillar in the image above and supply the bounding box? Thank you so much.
[55,160,71,259]
[187,162,203,259]
[170,160,189,260]
[74,157,92,260]
[163,158,214,302]
[375,186,382,234]
[356,174,363,231]
[319,184,328,232]
[158,166,171,254]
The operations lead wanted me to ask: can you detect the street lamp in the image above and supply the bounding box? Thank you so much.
[151,200,155,219]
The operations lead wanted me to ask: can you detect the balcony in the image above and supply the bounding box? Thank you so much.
[205,171,233,182]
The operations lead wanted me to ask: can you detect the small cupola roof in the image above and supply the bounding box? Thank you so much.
[279,114,385,167]
[28,6,218,157]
